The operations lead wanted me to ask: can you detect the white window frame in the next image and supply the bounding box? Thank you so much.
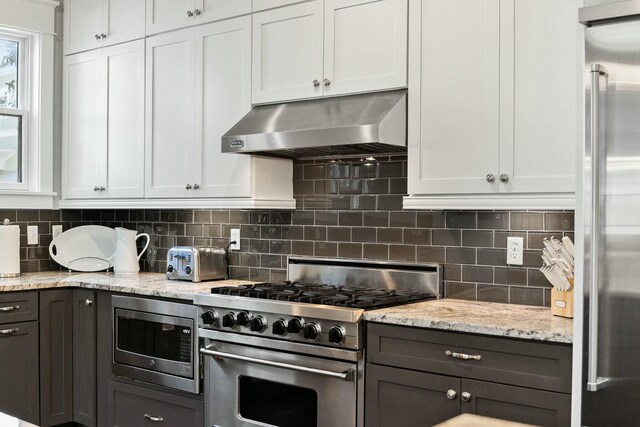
[0,30,30,191]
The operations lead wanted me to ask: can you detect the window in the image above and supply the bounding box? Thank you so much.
[0,32,28,190]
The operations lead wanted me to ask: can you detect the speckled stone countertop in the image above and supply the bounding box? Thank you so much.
[0,272,256,301]
[364,299,573,344]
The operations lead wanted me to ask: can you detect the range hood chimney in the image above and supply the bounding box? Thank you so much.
[221,89,407,159]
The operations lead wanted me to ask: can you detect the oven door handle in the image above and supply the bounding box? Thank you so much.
[200,348,355,382]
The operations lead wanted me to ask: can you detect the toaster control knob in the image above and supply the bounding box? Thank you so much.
[166,265,174,273]
[303,323,320,341]
[184,265,192,275]
[328,326,345,344]
[236,311,251,327]
[201,310,218,326]
[272,319,286,336]
[222,313,236,328]
[287,318,304,334]
[250,316,267,333]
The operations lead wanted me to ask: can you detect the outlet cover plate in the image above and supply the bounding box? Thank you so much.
[27,225,38,245]
[52,225,63,239]
[229,228,241,251]
[507,236,524,265]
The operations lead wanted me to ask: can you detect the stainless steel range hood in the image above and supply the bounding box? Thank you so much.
[221,89,407,159]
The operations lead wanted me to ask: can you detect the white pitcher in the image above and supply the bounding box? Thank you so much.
[113,228,150,274]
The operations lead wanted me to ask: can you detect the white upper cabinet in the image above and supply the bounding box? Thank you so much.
[62,40,145,200]
[64,0,145,55]
[145,0,251,36]
[323,0,407,97]
[406,0,581,209]
[252,0,408,104]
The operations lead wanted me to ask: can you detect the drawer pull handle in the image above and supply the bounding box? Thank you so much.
[445,350,481,361]
[0,328,19,335]
[0,305,19,312]
[144,414,164,422]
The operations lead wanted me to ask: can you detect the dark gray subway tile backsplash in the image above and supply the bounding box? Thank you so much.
[4,156,574,307]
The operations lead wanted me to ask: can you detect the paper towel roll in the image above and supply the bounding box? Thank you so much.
[0,219,20,277]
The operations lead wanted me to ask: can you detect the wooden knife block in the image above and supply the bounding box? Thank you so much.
[550,279,574,318]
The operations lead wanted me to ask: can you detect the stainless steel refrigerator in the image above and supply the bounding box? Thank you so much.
[580,2,640,425]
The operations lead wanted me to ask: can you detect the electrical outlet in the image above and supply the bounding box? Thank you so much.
[52,225,63,239]
[229,228,241,251]
[27,225,39,245]
[507,236,524,265]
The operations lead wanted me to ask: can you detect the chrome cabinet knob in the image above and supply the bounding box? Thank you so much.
[186,10,194,17]
[323,78,331,87]
[446,389,457,400]
[93,186,99,191]
[194,9,201,15]
[95,34,101,40]
[500,173,509,183]
[486,174,495,183]
[186,184,193,190]
[193,183,200,189]
[461,391,471,402]
[313,79,320,87]
[101,34,106,39]
[85,299,93,307]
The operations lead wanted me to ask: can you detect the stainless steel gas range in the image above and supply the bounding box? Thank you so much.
[195,257,442,427]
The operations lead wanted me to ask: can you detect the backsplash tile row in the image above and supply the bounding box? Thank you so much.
[2,157,574,307]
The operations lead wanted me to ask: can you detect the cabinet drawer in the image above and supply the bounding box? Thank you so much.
[0,292,38,324]
[367,323,572,393]
[107,380,203,427]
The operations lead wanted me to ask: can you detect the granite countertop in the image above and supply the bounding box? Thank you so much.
[364,299,573,344]
[0,272,256,301]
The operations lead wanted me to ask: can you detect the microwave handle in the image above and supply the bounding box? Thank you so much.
[200,347,355,382]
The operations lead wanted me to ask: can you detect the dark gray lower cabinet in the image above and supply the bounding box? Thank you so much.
[107,380,204,427]
[40,290,74,426]
[73,289,97,427]
[0,320,40,424]
[365,323,572,427]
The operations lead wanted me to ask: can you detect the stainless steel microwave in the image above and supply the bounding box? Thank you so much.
[112,295,199,394]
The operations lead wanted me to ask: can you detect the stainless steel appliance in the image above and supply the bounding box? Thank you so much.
[166,246,227,282]
[112,296,200,393]
[579,2,640,424]
[195,257,441,427]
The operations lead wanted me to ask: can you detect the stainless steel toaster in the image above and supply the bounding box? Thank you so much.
[166,246,228,282]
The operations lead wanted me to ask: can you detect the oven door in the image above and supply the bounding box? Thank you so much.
[202,340,358,427]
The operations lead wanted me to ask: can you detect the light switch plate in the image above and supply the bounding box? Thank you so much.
[52,225,63,239]
[507,236,524,265]
[229,229,241,251]
[27,225,38,245]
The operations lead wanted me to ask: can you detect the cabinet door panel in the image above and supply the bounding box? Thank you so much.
[198,0,251,24]
[408,0,500,195]
[73,290,97,427]
[145,29,195,198]
[63,50,107,199]
[461,379,571,427]
[324,0,407,96]
[146,0,196,35]
[499,0,580,194]
[365,364,460,427]
[103,40,145,198]
[194,18,252,198]
[64,0,103,54]
[0,321,39,424]
[103,0,146,47]
[252,1,324,104]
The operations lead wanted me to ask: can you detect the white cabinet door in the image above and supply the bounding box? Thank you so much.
[146,0,196,36]
[102,0,146,47]
[499,0,580,194]
[145,29,195,198]
[323,0,407,97]
[62,50,107,199]
[194,18,252,198]
[408,0,500,195]
[252,1,324,104]
[197,0,251,25]
[103,40,145,198]
[64,0,103,55]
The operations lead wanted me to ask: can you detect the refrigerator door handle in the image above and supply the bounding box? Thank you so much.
[587,63,609,393]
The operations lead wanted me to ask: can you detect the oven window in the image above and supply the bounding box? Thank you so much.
[117,315,191,363]
[238,376,317,427]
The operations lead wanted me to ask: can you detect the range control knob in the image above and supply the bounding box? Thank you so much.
[166,264,174,273]
[236,311,251,327]
[303,323,320,341]
[328,326,345,344]
[222,312,236,328]
[272,319,286,336]
[287,318,304,334]
[184,265,192,275]
[250,316,267,333]
[200,310,218,326]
